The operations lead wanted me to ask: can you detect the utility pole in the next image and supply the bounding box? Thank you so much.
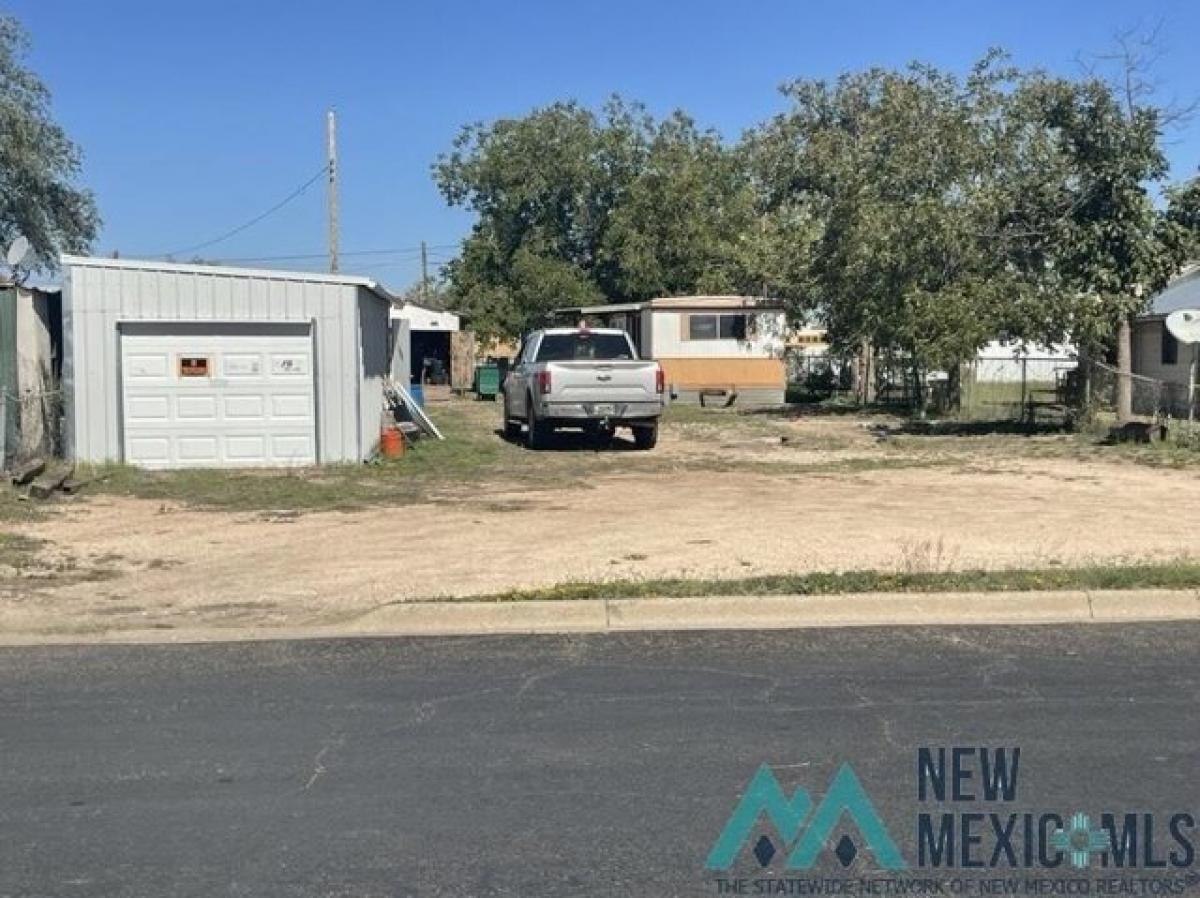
[420,240,429,303]
[326,109,339,273]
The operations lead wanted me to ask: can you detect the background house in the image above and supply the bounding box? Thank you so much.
[1133,267,1200,417]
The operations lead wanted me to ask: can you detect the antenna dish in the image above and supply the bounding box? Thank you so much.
[5,235,31,269]
[1165,309,1200,345]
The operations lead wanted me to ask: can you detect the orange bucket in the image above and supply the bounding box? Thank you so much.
[380,426,406,459]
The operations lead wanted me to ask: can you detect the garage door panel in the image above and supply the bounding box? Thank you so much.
[222,354,264,377]
[271,394,311,419]
[224,395,266,419]
[125,353,171,379]
[121,329,316,469]
[226,436,267,462]
[177,436,220,462]
[127,437,170,463]
[270,354,309,376]
[176,395,218,420]
[125,396,170,420]
[271,435,315,461]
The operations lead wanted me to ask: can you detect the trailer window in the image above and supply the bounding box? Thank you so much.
[687,313,748,340]
[720,314,748,340]
[536,333,634,361]
[688,315,718,340]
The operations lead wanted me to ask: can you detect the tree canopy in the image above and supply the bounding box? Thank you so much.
[434,98,756,339]
[434,50,1200,376]
[0,16,98,271]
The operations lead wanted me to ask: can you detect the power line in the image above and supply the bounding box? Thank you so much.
[351,260,437,271]
[159,164,332,258]
[209,244,459,264]
[215,249,420,264]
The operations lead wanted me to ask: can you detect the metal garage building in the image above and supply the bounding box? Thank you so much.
[62,256,394,468]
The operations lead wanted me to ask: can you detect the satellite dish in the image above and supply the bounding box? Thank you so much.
[5,235,31,268]
[1165,309,1200,345]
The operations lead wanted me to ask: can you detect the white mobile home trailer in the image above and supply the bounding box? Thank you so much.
[555,296,788,404]
[62,256,394,468]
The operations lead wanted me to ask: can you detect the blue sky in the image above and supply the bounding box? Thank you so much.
[12,0,1200,290]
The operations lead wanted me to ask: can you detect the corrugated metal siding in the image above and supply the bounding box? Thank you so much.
[356,286,390,456]
[64,261,383,464]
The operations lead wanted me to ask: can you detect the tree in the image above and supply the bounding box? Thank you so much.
[434,98,756,340]
[745,54,1042,410]
[0,16,98,271]
[396,276,456,312]
[1021,76,1180,420]
[747,47,1200,417]
[1165,176,1200,259]
[434,98,646,339]
[602,111,758,299]
[1034,27,1200,421]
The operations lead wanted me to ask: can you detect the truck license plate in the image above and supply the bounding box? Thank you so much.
[593,404,616,416]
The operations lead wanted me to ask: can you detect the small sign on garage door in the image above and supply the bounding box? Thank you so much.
[179,356,210,377]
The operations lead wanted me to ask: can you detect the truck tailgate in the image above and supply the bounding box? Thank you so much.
[548,361,659,403]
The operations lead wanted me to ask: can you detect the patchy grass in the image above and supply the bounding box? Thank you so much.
[945,429,1200,469]
[80,403,516,513]
[0,488,52,524]
[0,532,46,571]
[460,560,1200,602]
[958,379,1059,422]
[74,398,887,514]
[9,395,1200,517]
[0,530,117,590]
[75,400,675,513]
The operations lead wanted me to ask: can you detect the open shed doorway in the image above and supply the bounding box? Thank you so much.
[411,330,452,385]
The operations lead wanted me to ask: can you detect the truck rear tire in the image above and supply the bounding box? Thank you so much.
[526,396,550,450]
[502,397,521,442]
[633,423,658,450]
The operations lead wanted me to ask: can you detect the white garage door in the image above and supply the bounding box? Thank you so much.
[120,324,317,468]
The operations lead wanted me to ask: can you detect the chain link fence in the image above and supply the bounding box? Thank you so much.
[785,352,853,401]
[786,348,1077,424]
[958,356,1075,424]
[1083,359,1196,422]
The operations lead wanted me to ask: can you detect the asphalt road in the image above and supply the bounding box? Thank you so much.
[0,624,1197,897]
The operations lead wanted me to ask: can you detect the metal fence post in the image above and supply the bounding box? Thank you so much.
[1190,344,1197,431]
[1020,358,1028,424]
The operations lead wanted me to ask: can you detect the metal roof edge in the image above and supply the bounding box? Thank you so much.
[60,254,396,304]
[552,302,644,315]
[645,295,784,308]
[553,296,784,316]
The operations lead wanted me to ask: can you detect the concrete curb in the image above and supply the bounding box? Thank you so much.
[0,589,1197,646]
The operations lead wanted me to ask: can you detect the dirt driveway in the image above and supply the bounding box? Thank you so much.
[2,400,1198,638]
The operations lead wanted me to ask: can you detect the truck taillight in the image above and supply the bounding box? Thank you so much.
[655,367,665,394]
[536,369,552,394]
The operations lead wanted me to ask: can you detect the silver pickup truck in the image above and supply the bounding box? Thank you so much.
[502,327,665,449]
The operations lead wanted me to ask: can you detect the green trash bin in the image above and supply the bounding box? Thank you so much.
[474,363,501,400]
